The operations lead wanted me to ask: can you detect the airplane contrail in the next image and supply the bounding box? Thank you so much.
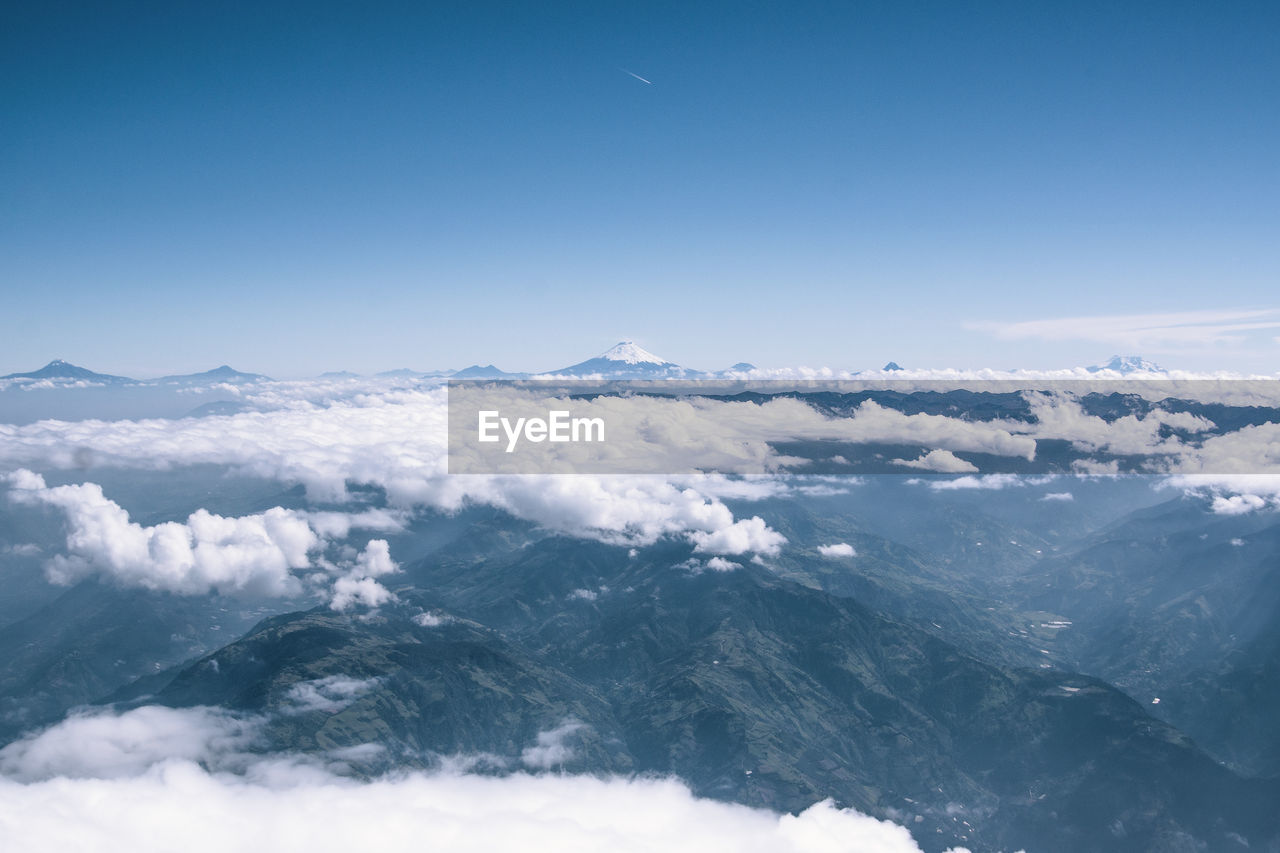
[621,68,652,85]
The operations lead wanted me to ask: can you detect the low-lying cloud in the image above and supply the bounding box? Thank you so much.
[0,706,969,853]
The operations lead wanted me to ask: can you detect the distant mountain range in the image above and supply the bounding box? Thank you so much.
[1,351,1174,387]
[0,360,269,386]
[450,341,701,379]
[452,342,764,379]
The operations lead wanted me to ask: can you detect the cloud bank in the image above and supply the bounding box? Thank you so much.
[0,387,789,558]
[5,377,1280,567]
[0,706,969,853]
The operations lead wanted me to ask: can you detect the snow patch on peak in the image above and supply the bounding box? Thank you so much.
[599,341,669,365]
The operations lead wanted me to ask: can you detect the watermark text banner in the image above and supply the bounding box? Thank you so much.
[447,379,1280,476]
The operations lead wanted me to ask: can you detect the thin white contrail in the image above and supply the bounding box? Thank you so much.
[620,68,652,85]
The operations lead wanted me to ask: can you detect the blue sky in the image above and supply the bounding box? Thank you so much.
[3,0,1278,376]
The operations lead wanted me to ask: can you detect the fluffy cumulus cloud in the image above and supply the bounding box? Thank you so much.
[329,539,399,611]
[817,543,855,558]
[689,514,785,556]
[4,469,314,596]
[0,706,963,853]
[3,470,406,605]
[891,450,978,474]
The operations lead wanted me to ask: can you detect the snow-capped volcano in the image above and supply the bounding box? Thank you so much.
[1,359,132,383]
[550,341,686,378]
[1086,355,1166,374]
[597,341,669,365]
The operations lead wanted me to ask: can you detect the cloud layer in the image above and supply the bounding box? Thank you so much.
[0,706,966,853]
[5,377,1280,573]
[0,386,790,558]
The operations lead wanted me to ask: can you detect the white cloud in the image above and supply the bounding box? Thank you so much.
[329,575,396,611]
[0,768,945,853]
[891,450,978,474]
[1070,459,1119,476]
[705,556,742,571]
[1165,475,1280,514]
[1212,494,1269,515]
[5,469,314,597]
[1017,392,1214,457]
[1160,423,1280,476]
[281,676,381,715]
[0,706,260,782]
[972,308,1280,351]
[303,508,406,539]
[1,542,41,556]
[817,543,855,558]
[0,387,794,558]
[520,719,585,769]
[568,588,598,601]
[926,474,1034,491]
[16,375,1278,567]
[0,706,969,853]
[4,471,405,607]
[1040,492,1074,502]
[690,516,785,556]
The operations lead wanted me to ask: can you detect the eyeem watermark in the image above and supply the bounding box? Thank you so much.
[478,409,605,452]
[448,378,1280,475]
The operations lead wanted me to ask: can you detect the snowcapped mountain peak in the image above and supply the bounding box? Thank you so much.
[1087,355,1166,374]
[599,341,669,365]
[550,342,683,377]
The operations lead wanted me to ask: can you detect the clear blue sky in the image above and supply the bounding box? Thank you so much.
[4,1,1278,376]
